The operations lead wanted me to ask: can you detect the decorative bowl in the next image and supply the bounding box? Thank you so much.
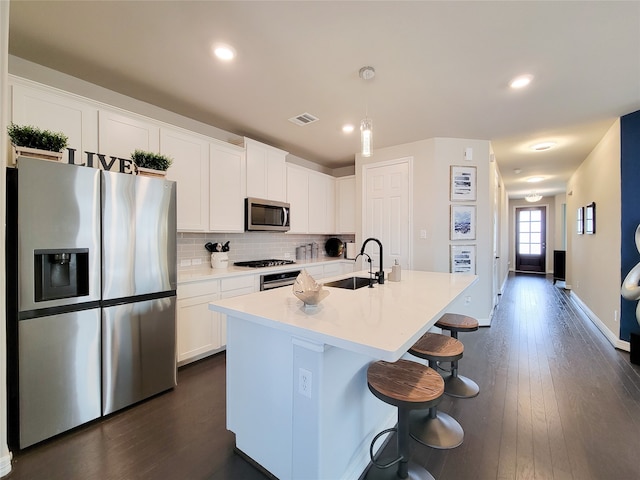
[292,269,330,307]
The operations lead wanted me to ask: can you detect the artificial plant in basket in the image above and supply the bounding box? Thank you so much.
[7,123,69,152]
[130,149,173,173]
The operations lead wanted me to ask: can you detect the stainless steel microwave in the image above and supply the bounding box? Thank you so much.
[245,197,290,232]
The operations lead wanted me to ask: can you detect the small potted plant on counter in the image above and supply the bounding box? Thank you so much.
[130,149,173,177]
[7,123,69,163]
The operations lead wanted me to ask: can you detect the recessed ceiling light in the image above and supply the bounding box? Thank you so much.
[527,177,544,183]
[342,124,354,134]
[213,44,236,61]
[510,74,534,89]
[530,141,556,151]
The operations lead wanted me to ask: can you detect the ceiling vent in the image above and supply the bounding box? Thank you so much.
[289,112,319,126]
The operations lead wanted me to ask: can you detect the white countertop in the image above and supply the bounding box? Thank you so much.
[209,269,477,361]
[178,257,350,284]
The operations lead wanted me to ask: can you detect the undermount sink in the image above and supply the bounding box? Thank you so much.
[323,276,373,290]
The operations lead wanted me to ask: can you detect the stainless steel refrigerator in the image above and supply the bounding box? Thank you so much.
[6,157,177,449]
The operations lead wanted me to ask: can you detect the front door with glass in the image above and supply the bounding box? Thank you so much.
[515,206,546,273]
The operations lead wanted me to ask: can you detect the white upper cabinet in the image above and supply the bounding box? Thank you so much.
[335,175,356,234]
[287,164,336,234]
[286,164,309,234]
[162,128,245,233]
[209,142,246,232]
[10,81,98,164]
[245,137,287,202]
[308,170,335,234]
[162,127,210,232]
[98,109,160,161]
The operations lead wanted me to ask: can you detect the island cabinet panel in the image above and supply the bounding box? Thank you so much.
[245,137,287,202]
[209,142,246,232]
[162,127,210,232]
[176,280,222,366]
[335,175,356,234]
[98,109,160,160]
[10,81,99,165]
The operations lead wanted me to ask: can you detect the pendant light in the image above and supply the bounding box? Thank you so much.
[359,66,375,157]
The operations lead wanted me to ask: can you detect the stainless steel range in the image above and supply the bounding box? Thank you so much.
[234,259,296,268]
[233,259,300,290]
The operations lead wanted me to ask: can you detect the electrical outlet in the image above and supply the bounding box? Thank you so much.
[192,258,202,265]
[284,252,291,259]
[298,368,312,398]
[420,229,427,239]
[464,296,471,305]
[180,259,192,267]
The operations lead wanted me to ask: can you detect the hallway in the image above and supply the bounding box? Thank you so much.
[6,273,640,479]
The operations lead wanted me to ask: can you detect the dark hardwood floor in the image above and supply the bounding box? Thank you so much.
[6,273,640,479]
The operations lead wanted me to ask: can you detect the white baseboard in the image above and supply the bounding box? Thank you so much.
[569,292,629,351]
[0,451,12,477]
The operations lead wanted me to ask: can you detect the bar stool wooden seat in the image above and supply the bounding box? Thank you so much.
[407,333,464,449]
[366,359,443,480]
[435,313,480,398]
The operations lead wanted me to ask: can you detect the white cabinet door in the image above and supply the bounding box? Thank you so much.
[176,280,222,366]
[335,176,356,234]
[98,109,160,160]
[11,82,98,164]
[210,142,246,232]
[162,128,210,232]
[245,138,287,202]
[219,275,257,346]
[286,164,309,233]
[308,171,335,234]
[176,292,221,365]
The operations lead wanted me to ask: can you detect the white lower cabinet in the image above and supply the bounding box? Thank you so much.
[176,280,222,366]
[219,275,257,345]
[322,263,342,279]
[340,261,356,275]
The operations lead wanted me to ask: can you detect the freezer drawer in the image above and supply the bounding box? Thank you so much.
[18,308,101,448]
[102,296,177,415]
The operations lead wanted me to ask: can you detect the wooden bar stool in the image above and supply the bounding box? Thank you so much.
[366,359,443,480]
[435,313,480,398]
[407,333,464,449]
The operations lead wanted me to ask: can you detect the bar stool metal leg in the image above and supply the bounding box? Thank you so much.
[367,407,435,480]
[442,331,479,399]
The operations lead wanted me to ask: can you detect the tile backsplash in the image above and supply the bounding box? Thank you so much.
[178,232,355,271]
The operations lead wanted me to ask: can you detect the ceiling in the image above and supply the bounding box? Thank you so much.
[8,1,640,198]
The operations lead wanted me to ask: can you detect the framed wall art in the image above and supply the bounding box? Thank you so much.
[450,204,476,241]
[585,202,596,234]
[450,165,477,201]
[577,206,584,235]
[450,244,476,274]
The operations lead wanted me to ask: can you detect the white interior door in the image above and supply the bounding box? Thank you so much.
[363,160,411,271]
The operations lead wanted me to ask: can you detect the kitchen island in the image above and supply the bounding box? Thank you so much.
[209,269,476,480]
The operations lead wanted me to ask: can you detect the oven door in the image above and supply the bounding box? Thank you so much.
[246,197,290,232]
[260,270,301,291]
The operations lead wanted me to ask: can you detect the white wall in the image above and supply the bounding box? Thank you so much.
[355,138,495,325]
[566,119,622,347]
[1,2,12,476]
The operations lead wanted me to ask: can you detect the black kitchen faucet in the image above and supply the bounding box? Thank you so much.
[360,238,384,285]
